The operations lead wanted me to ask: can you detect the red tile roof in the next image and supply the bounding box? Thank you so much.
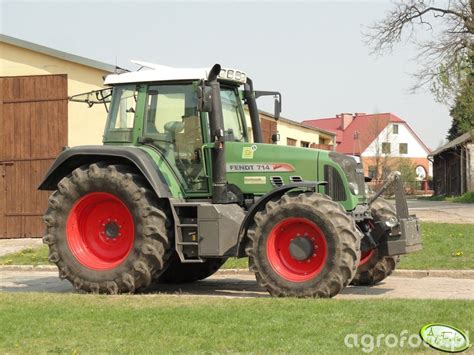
[303,113,430,155]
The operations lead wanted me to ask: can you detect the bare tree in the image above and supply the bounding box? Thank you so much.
[366,0,474,104]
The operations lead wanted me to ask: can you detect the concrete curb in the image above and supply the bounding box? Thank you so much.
[218,268,474,279]
[1,265,473,279]
[392,269,474,279]
[0,265,57,272]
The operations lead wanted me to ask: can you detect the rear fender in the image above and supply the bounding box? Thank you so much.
[38,145,174,198]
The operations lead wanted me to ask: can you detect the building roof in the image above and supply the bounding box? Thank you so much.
[430,132,472,156]
[0,34,117,73]
[258,110,336,137]
[303,113,430,155]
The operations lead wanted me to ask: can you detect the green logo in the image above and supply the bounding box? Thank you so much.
[420,323,470,353]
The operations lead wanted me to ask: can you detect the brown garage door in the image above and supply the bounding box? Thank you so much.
[0,74,67,238]
[260,117,277,144]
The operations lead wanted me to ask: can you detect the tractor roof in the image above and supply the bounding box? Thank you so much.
[104,60,246,85]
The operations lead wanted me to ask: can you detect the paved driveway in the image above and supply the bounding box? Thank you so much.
[1,270,473,300]
[407,200,474,224]
[0,238,43,257]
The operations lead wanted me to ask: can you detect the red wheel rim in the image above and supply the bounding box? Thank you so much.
[359,249,375,266]
[66,192,135,270]
[266,217,327,282]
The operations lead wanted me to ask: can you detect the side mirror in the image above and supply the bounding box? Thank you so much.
[197,85,213,112]
[254,90,282,120]
[274,97,281,120]
[271,132,280,143]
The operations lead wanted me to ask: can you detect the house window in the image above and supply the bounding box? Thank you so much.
[393,124,399,134]
[399,143,408,154]
[287,138,297,146]
[368,166,377,179]
[301,141,310,148]
[382,142,391,154]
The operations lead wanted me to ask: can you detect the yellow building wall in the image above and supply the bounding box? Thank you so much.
[245,111,334,147]
[0,42,110,147]
[275,119,326,147]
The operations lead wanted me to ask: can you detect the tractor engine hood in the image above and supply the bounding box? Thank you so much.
[224,142,320,195]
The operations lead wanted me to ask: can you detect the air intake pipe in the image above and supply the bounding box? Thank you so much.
[207,64,237,204]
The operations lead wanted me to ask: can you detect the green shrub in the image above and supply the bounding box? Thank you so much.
[452,191,474,203]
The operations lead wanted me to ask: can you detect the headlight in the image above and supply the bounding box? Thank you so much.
[385,216,398,228]
[349,182,359,195]
[218,68,247,83]
[364,183,370,195]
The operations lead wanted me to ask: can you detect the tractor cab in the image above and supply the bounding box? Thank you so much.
[103,81,246,192]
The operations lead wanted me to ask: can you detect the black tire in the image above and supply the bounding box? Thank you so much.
[42,163,171,294]
[158,255,227,284]
[246,192,361,298]
[351,198,400,286]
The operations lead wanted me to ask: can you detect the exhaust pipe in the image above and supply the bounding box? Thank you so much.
[244,78,263,143]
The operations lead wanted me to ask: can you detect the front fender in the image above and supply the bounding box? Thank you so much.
[38,145,173,198]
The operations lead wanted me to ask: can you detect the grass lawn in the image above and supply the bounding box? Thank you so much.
[418,191,474,203]
[0,246,49,266]
[0,293,472,353]
[398,223,474,269]
[1,223,473,270]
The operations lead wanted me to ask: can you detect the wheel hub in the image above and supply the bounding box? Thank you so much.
[104,222,120,239]
[289,236,314,261]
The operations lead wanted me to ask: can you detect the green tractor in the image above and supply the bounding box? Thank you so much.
[39,62,422,297]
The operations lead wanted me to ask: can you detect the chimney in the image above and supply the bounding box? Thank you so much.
[340,113,353,130]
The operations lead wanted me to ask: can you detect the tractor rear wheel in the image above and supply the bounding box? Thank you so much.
[158,255,227,284]
[42,163,171,294]
[351,198,400,286]
[247,192,361,298]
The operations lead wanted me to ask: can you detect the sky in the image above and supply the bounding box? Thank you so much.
[1,0,451,149]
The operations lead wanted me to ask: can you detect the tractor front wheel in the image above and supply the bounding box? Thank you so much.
[247,192,361,298]
[42,163,171,294]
